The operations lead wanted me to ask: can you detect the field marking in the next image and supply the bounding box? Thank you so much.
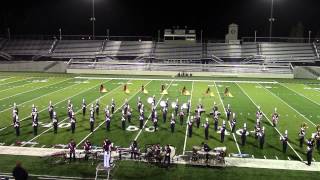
[260,84,317,127]
[236,83,304,162]
[134,80,174,141]
[214,81,242,155]
[0,77,14,82]
[0,77,36,94]
[0,78,71,102]
[0,77,34,86]
[76,80,152,147]
[182,81,194,155]
[75,76,278,84]
[280,83,320,107]
[0,80,105,132]
[0,79,77,114]
[21,80,122,146]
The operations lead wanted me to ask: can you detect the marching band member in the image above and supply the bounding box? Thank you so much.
[52,111,58,134]
[127,105,132,123]
[137,97,142,112]
[226,104,231,121]
[89,110,95,132]
[220,120,226,143]
[12,104,18,124]
[103,138,113,168]
[203,118,209,140]
[272,108,279,127]
[280,130,288,153]
[298,125,306,147]
[153,111,158,131]
[130,140,139,159]
[179,107,185,125]
[315,131,320,151]
[89,104,94,114]
[48,101,54,120]
[231,113,236,133]
[170,113,175,133]
[174,99,179,116]
[13,102,19,116]
[258,127,265,149]
[70,112,76,134]
[139,111,144,129]
[68,139,76,162]
[212,102,218,114]
[214,111,219,131]
[105,109,111,131]
[32,108,39,136]
[306,145,313,166]
[121,111,126,130]
[68,104,74,119]
[105,105,110,115]
[241,123,247,146]
[83,139,92,161]
[152,95,156,106]
[306,138,314,149]
[202,142,211,162]
[188,118,193,138]
[186,99,191,114]
[165,98,169,108]
[255,119,261,139]
[195,111,201,128]
[111,98,115,114]
[256,106,263,121]
[31,104,36,120]
[162,106,168,123]
[82,98,87,116]
[151,106,156,120]
[14,115,20,136]
[123,99,129,115]
[164,144,171,166]
[95,100,100,116]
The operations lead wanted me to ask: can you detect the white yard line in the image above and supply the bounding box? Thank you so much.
[260,84,317,127]
[280,83,320,107]
[0,80,107,132]
[236,82,304,161]
[0,77,36,94]
[0,77,33,86]
[134,80,174,141]
[75,76,278,84]
[77,80,152,147]
[214,81,242,155]
[0,78,71,102]
[21,80,123,146]
[0,77,14,82]
[182,81,194,155]
[0,79,76,114]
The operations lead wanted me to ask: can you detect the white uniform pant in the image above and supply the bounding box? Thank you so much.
[104,151,111,168]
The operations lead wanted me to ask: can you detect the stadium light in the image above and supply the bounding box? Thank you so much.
[269,0,275,42]
[90,0,96,40]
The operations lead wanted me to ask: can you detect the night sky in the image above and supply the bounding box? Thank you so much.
[1,0,320,39]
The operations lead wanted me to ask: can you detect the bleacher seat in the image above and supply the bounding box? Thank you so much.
[51,40,103,58]
[2,40,53,56]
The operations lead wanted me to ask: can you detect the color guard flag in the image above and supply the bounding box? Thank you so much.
[100,84,107,93]
[224,87,233,97]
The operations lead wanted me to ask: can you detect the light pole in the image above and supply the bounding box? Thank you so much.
[269,0,275,42]
[90,0,96,39]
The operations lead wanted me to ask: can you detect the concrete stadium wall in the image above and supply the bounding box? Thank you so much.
[293,66,319,79]
[0,61,67,73]
[67,68,294,79]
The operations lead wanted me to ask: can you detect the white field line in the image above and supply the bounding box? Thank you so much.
[77,80,152,147]
[0,78,71,102]
[0,77,36,94]
[236,82,304,161]
[182,81,194,155]
[261,84,316,127]
[0,77,34,86]
[0,79,77,114]
[75,76,278,84]
[280,83,320,107]
[134,80,174,141]
[0,80,110,132]
[21,80,123,146]
[214,81,242,155]
[0,77,14,82]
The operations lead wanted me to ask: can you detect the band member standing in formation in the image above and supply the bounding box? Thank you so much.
[241,123,247,146]
[203,118,209,140]
[32,108,39,136]
[70,112,76,134]
[121,112,126,130]
[272,108,279,127]
[202,142,211,162]
[280,130,288,153]
[103,138,113,168]
[48,101,54,120]
[137,97,142,112]
[83,139,92,161]
[174,99,179,116]
[214,112,219,131]
[188,119,193,138]
[68,139,76,162]
[307,145,313,166]
[52,111,58,134]
[298,125,306,147]
[170,114,175,133]
[187,100,191,114]
[220,121,226,143]
[195,111,201,128]
[226,104,231,121]
[14,115,20,136]
[127,105,132,123]
[153,111,158,131]
[179,107,185,125]
[89,110,95,132]
[231,113,236,133]
[105,106,111,131]
[164,144,171,166]
[258,127,265,149]
[315,130,320,151]
[162,105,168,123]
[130,140,139,159]
[95,100,100,116]
[111,99,115,114]
[82,98,86,116]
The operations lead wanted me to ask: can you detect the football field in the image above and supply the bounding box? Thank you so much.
[0,72,320,162]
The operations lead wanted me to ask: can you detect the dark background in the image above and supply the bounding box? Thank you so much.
[1,0,320,39]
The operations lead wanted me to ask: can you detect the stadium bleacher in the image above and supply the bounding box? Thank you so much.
[1,39,53,56]
[207,42,257,59]
[101,41,153,59]
[154,42,202,61]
